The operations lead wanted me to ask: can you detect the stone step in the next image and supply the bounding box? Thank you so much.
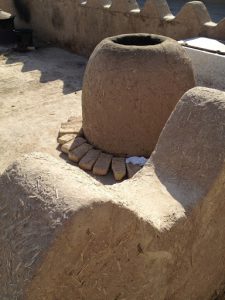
[112,157,127,181]
[57,134,76,145]
[79,149,101,171]
[126,163,142,178]
[93,153,113,176]
[68,143,93,163]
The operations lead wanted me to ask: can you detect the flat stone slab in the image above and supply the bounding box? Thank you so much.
[126,163,142,178]
[58,119,141,182]
[68,143,93,163]
[59,125,82,136]
[59,127,79,136]
[93,153,113,176]
[57,134,76,145]
[79,149,101,171]
[112,157,126,181]
[58,117,83,137]
[72,136,86,148]
[61,136,87,154]
[61,139,76,154]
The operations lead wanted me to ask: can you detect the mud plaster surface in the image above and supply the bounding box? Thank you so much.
[1,44,225,299]
[0,45,86,174]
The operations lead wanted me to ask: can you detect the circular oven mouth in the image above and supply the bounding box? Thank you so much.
[112,34,164,46]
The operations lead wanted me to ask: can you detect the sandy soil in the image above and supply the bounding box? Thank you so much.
[0,45,87,174]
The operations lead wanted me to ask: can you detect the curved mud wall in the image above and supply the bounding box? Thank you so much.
[0,0,15,14]
[82,34,195,156]
[1,87,225,299]
[0,0,224,56]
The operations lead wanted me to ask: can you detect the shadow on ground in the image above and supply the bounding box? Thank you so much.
[3,46,87,95]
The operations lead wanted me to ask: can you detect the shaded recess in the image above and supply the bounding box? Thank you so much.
[112,34,164,46]
[13,0,31,23]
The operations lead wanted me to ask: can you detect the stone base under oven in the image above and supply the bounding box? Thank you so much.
[57,116,144,181]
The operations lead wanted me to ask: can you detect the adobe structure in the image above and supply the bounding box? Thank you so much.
[0,0,224,56]
[1,87,225,299]
[57,33,195,181]
[0,0,225,299]
[82,33,195,157]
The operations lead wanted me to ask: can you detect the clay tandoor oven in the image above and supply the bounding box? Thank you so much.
[82,33,195,157]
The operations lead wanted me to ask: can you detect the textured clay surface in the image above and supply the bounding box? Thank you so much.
[0,46,86,174]
[1,87,225,299]
[82,33,195,156]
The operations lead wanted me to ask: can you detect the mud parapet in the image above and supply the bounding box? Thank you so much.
[1,87,225,299]
[0,0,224,55]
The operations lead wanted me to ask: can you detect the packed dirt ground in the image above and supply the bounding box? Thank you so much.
[0,46,86,174]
